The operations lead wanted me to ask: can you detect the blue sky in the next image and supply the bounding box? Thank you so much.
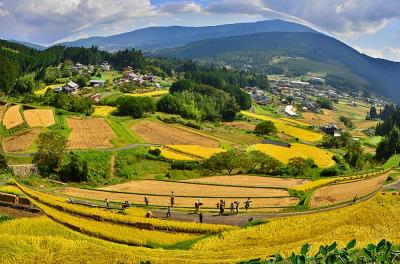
[0,0,399,61]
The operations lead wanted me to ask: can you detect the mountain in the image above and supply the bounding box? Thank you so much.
[155,32,400,100]
[8,39,47,51]
[59,20,318,51]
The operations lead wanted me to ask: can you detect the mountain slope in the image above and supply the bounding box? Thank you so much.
[8,39,46,51]
[155,32,400,100]
[59,20,318,51]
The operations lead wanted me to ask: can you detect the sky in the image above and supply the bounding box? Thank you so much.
[0,0,399,61]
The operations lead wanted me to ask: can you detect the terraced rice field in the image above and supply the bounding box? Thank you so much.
[166,145,225,159]
[352,120,379,129]
[250,143,335,168]
[91,106,117,117]
[155,147,195,161]
[310,173,388,208]
[100,180,289,197]
[335,101,370,120]
[242,111,323,142]
[300,110,343,128]
[185,175,311,188]
[60,187,298,208]
[3,128,41,152]
[133,121,219,148]
[224,121,256,131]
[67,117,117,149]
[23,109,55,127]
[2,104,24,129]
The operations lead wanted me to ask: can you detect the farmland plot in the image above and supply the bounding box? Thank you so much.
[67,117,116,149]
[60,187,298,208]
[3,104,24,129]
[185,175,310,188]
[310,173,388,208]
[3,128,41,152]
[132,121,219,147]
[24,109,55,127]
[224,121,256,131]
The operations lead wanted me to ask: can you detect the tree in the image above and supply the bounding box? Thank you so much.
[317,97,333,110]
[344,141,364,168]
[288,157,316,176]
[339,116,353,128]
[33,132,67,176]
[14,73,37,94]
[203,149,247,175]
[254,121,278,135]
[247,150,282,174]
[369,106,378,119]
[116,96,155,118]
[376,126,400,161]
[170,79,195,93]
[60,152,88,182]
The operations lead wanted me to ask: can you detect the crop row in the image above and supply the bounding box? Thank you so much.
[16,182,237,234]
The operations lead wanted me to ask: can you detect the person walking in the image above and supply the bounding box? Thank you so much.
[166,206,172,218]
[199,213,203,224]
[105,198,110,208]
[244,198,252,211]
[144,196,149,207]
[230,202,235,214]
[170,191,175,207]
[234,201,240,214]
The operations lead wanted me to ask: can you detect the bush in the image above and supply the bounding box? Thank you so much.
[254,121,277,135]
[60,152,88,182]
[116,96,155,118]
[320,166,340,177]
[170,161,199,171]
[148,148,161,156]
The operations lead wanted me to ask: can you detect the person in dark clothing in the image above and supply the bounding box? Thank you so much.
[166,206,172,218]
[170,191,175,207]
[244,198,252,211]
[234,201,240,214]
[230,202,235,214]
[105,198,110,208]
[199,213,203,224]
[144,196,149,207]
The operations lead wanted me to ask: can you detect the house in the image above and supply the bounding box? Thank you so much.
[284,105,298,116]
[100,62,111,71]
[53,86,63,93]
[62,81,79,94]
[91,93,101,103]
[322,123,341,136]
[89,80,105,87]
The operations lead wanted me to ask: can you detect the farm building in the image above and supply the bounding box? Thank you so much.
[322,123,341,137]
[89,80,105,87]
[62,81,79,94]
[284,105,298,116]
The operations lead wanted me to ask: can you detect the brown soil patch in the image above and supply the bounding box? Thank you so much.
[59,187,298,208]
[224,122,256,131]
[101,180,289,197]
[352,120,379,130]
[133,120,218,147]
[310,173,388,208]
[300,110,344,129]
[24,109,55,127]
[3,128,41,152]
[185,175,310,188]
[67,117,116,149]
[0,206,41,218]
[3,105,24,129]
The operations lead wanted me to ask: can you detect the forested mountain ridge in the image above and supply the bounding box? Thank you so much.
[58,20,318,51]
[155,32,400,101]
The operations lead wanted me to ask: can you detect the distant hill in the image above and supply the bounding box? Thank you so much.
[8,39,46,51]
[155,32,400,100]
[59,20,318,51]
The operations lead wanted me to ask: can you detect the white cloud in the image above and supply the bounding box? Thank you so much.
[159,1,203,14]
[0,2,8,16]
[384,47,400,62]
[354,45,400,62]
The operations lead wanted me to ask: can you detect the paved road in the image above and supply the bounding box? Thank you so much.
[2,143,161,157]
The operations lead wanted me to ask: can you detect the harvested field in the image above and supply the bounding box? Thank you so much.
[100,180,289,197]
[224,121,256,131]
[185,175,311,188]
[60,187,298,208]
[3,104,24,129]
[300,110,343,128]
[310,173,388,208]
[335,101,370,120]
[251,143,335,168]
[353,120,379,129]
[132,120,219,148]
[3,129,41,152]
[0,104,6,121]
[67,117,116,149]
[23,109,55,127]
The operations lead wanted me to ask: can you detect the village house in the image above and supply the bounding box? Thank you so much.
[89,79,105,87]
[62,81,79,94]
[322,123,341,137]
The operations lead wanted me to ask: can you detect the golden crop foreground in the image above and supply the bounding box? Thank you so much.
[250,143,335,168]
[154,147,196,161]
[241,111,324,142]
[16,182,236,234]
[91,106,117,117]
[2,193,400,263]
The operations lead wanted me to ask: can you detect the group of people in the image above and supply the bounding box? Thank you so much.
[217,198,252,215]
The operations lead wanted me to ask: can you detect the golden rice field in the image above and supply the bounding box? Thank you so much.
[23,109,55,127]
[310,173,388,207]
[166,145,225,159]
[3,193,400,263]
[155,147,195,161]
[126,90,169,97]
[91,106,116,117]
[250,143,335,168]
[59,187,298,208]
[280,118,311,127]
[33,84,60,96]
[241,111,323,142]
[2,104,24,129]
[185,175,310,188]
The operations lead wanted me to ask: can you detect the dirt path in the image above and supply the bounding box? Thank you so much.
[384,179,400,190]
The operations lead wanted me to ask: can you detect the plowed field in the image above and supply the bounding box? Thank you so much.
[24,109,55,127]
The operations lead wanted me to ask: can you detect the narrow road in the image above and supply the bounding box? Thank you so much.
[384,179,400,190]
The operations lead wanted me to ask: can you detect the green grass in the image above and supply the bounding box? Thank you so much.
[5,155,33,165]
[363,136,382,148]
[0,215,14,223]
[115,148,169,180]
[383,154,400,170]
[253,105,282,118]
[106,116,144,147]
